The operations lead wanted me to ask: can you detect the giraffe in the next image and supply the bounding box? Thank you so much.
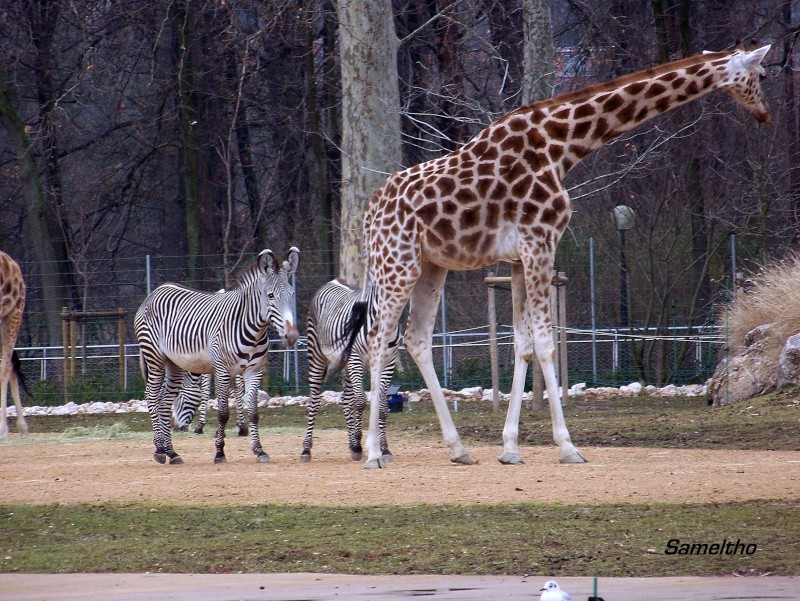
[353,45,771,468]
[0,251,28,441]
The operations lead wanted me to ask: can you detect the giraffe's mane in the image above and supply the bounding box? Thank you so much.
[506,50,732,119]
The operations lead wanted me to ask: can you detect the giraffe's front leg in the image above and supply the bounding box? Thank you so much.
[500,264,531,465]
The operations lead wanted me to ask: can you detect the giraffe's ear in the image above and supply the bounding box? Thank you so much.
[745,45,770,67]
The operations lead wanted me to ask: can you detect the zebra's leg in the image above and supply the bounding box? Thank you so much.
[342,361,363,461]
[213,371,231,464]
[235,375,247,437]
[243,370,269,463]
[195,374,211,435]
[301,320,327,462]
[160,364,185,464]
[143,360,169,463]
[377,351,396,462]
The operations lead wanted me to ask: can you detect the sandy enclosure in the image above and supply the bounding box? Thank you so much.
[1,430,799,506]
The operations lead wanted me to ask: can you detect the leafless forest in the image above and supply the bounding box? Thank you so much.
[1,1,798,388]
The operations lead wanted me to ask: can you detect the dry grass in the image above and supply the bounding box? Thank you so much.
[724,253,800,360]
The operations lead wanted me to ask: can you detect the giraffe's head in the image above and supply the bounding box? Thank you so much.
[257,247,300,347]
[719,45,771,123]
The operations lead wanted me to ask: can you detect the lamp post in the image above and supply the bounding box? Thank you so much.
[612,205,635,328]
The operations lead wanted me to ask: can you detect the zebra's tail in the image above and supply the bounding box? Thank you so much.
[11,350,30,397]
[332,300,368,373]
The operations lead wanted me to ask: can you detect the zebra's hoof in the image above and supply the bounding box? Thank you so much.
[498,452,524,465]
[350,450,363,461]
[451,453,475,465]
[256,453,270,464]
[194,426,204,435]
[153,452,167,464]
[169,455,184,465]
[214,454,227,464]
[300,452,311,463]
[381,451,394,464]
[238,427,248,437]
[559,450,587,464]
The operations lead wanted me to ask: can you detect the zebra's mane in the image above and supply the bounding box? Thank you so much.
[231,255,271,291]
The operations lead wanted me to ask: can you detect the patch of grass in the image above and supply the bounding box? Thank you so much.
[25,388,800,450]
[0,501,795,576]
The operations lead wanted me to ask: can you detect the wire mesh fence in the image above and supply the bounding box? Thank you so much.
[13,252,731,406]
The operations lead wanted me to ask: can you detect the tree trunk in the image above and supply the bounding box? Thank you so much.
[0,70,69,344]
[521,0,555,105]
[337,0,402,285]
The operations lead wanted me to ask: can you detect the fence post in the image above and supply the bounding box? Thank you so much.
[118,309,126,390]
[61,307,70,404]
[486,270,500,412]
[555,272,569,405]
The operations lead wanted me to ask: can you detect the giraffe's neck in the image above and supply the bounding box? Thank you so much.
[509,51,736,178]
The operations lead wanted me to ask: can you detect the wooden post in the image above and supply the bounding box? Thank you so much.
[486,271,500,412]
[118,309,126,390]
[555,272,569,405]
[62,308,70,404]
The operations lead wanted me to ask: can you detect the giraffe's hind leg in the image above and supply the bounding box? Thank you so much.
[404,263,472,465]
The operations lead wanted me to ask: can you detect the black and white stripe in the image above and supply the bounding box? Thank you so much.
[301,279,400,462]
[135,248,299,465]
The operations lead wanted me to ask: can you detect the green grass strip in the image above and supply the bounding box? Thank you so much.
[1,501,796,576]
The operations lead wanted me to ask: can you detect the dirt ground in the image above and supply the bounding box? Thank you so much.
[1,430,799,506]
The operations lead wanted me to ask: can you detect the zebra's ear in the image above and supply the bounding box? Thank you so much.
[283,247,300,276]
[258,249,279,273]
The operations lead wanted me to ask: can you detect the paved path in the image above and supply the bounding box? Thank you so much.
[1,574,798,600]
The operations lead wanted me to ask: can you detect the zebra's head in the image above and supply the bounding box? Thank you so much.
[257,247,300,347]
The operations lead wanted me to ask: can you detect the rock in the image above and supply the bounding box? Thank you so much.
[744,323,775,348]
[707,339,777,406]
[776,333,800,389]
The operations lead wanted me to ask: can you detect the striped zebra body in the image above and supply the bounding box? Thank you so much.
[135,248,299,465]
[302,279,400,462]
[173,373,247,436]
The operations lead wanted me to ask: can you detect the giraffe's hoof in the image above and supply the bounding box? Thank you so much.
[364,457,385,469]
[451,453,475,465]
[214,454,227,464]
[153,452,167,464]
[169,455,184,465]
[238,426,248,437]
[255,452,270,464]
[498,452,524,465]
[350,450,363,461]
[300,452,312,463]
[559,450,587,464]
[381,451,394,464]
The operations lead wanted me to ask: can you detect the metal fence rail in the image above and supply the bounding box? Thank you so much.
[16,325,722,406]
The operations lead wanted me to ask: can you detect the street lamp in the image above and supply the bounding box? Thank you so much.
[612,205,635,328]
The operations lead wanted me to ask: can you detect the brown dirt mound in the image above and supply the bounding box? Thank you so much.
[2,431,798,506]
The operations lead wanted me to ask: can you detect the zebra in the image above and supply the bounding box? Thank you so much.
[301,278,400,463]
[172,373,247,436]
[135,247,299,465]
